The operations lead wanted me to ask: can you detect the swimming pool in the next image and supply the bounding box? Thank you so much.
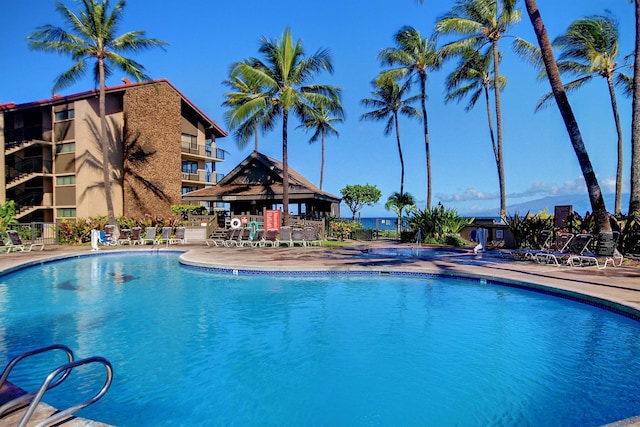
[1,252,640,426]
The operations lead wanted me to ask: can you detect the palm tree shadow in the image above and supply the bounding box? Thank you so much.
[76,115,171,210]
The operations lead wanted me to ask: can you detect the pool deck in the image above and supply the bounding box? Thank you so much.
[0,240,639,427]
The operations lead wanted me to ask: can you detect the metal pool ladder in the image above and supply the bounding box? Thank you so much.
[0,344,113,427]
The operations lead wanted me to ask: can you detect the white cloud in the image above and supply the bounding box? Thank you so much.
[437,175,624,203]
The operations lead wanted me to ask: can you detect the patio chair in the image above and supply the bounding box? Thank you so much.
[261,229,279,247]
[141,227,157,245]
[291,228,306,247]
[303,227,322,246]
[207,229,232,247]
[505,229,552,261]
[130,227,143,245]
[104,225,118,244]
[244,229,265,247]
[223,228,243,247]
[235,228,252,247]
[170,227,186,244]
[117,229,132,245]
[0,235,15,253]
[568,231,624,269]
[155,227,172,245]
[5,230,45,252]
[535,233,591,266]
[278,226,294,247]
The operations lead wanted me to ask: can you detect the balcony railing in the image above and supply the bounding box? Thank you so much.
[181,169,212,183]
[5,126,52,148]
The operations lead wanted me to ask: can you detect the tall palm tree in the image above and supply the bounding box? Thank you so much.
[378,26,442,210]
[385,191,416,237]
[536,15,630,215]
[435,0,522,219]
[360,77,421,195]
[523,0,611,233]
[445,47,506,185]
[629,0,640,215]
[27,0,167,225]
[222,60,269,152]
[298,101,345,190]
[228,28,339,225]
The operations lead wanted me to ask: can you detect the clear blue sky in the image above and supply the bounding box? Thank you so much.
[0,0,634,217]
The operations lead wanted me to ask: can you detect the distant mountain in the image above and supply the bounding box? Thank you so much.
[467,193,629,218]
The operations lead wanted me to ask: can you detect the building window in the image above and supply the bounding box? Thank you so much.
[182,160,198,174]
[54,109,75,122]
[181,133,197,150]
[56,175,76,185]
[182,186,198,195]
[57,208,76,217]
[55,142,76,154]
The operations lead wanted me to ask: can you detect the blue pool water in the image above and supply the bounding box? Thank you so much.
[2,252,640,426]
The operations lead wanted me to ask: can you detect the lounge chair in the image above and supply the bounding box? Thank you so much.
[223,228,243,247]
[170,227,186,244]
[236,228,252,247]
[535,233,591,266]
[104,225,118,244]
[155,227,172,245]
[261,229,279,247]
[505,229,552,261]
[207,229,232,247]
[291,228,306,247]
[141,227,157,245]
[278,226,294,247]
[130,227,142,245]
[0,236,12,253]
[242,229,264,247]
[117,229,132,245]
[303,227,322,246]
[5,230,45,252]
[568,231,624,269]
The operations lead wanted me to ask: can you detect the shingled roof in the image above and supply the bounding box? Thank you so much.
[182,151,341,203]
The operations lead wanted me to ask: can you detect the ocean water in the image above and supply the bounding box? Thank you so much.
[345,217,397,231]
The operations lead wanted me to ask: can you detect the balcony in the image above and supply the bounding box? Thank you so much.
[180,143,227,161]
[5,126,53,152]
[181,169,212,184]
[6,159,53,188]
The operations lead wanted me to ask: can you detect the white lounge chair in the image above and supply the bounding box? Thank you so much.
[141,227,157,245]
[170,227,186,244]
[155,227,172,245]
[5,230,45,252]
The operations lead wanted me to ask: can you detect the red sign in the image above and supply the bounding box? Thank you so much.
[265,210,281,232]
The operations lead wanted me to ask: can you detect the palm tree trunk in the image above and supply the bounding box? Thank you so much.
[483,85,498,162]
[630,0,640,214]
[420,75,431,210]
[253,122,259,152]
[320,129,325,190]
[99,58,116,225]
[394,112,405,195]
[492,41,506,219]
[606,76,623,215]
[524,0,611,233]
[282,110,290,226]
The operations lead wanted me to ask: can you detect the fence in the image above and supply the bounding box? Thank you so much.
[11,222,60,246]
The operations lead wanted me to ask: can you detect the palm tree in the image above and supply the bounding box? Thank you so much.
[435,0,522,219]
[298,101,345,190]
[629,0,640,215]
[385,191,416,237]
[378,26,442,210]
[228,28,340,224]
[27,0,167,225]
[535,15,630,215]
[522,0,611,233]
[360,77,421,195]
[445,47,506,185]
[222,61,268,152]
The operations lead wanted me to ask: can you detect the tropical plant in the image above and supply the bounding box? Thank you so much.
[445,47,506,174]
[0,200,18,232]
[409,203,473,240]
[435,0,524,219]
[385,192,416,235]
[222,61,267,152]
[361,77,421,195]
[27,0,167,225]
[378,26,442,209]
[298,101,345,190]
[227,28,340,225]
[340,184,382,221]
[327,218,362,241]
[522,0,611,233]
[535,15,631,215]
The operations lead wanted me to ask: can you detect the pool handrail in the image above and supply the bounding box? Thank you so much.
[0,344,74,417]
[18,356,113,427]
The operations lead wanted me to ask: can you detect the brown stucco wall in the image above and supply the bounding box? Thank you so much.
[122,82,182,218]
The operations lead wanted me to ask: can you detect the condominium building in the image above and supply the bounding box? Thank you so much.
[0,79,227,222]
